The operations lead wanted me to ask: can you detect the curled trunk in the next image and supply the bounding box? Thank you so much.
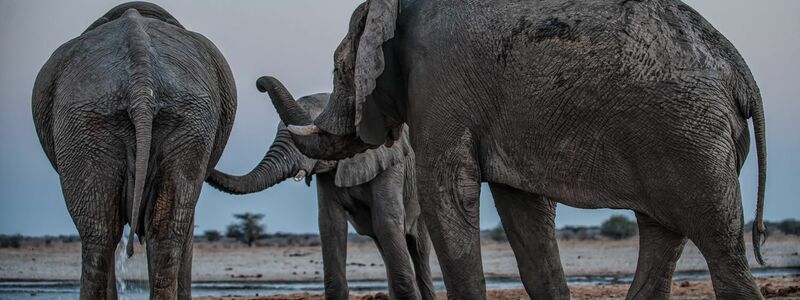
[257,76,312,125]
[264,75,373,161]
[206,128,301,195]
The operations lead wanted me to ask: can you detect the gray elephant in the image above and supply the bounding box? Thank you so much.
[32,2,236,299]
[271,1,769,299]
[206,77,435,300]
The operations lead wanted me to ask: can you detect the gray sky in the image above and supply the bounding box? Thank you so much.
[0,0,797,236]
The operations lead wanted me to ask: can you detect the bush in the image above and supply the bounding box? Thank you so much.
[558,226,600,240]
[600,215,637,240]
[0,234,23,248]
[777,219,800,236]
[226,224,243,239]
[204,230,222,242]
[489,223,506,241]
[745,220,780,237]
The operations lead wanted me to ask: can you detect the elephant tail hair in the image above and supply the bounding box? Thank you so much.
[751,97,768,266]
[125,11,156,258]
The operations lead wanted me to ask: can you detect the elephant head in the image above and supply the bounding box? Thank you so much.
[207,76,412,194]
[274,0,406,161]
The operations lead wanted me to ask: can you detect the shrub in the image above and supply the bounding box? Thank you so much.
[745,220,780,237]
[558,226,600,240]
[489,223,506,241]
[226,224,243,239]
[204,230,222,242]
[600,215,637,240]
[777,219,800,236]
[0,234,23,248]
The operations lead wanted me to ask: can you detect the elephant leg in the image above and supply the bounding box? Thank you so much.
[415,132,484,299]
[145,168,204,299]
[489,183,569,299]
[370,164,421,300]
[106,252,118,300]
[626,212,687,300]
[57,138,125,300]
[177,219,194,300]
[682,180,761,300]
[407,221,436,300]
[316,174,350,299]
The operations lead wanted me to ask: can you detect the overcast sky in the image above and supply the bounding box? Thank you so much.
[0,0,797,236]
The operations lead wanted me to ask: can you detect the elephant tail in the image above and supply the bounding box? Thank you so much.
[751,97,768,265]
[127,96,154,258]
[125,9,156,258]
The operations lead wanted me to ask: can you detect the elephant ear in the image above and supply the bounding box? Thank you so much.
[335,125,411,187]
[354,0,399,145]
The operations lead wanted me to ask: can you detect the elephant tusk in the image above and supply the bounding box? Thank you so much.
[293,170,307,182]
[287,124,320,136]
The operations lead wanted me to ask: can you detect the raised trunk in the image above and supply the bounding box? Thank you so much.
[206,129,301,195]
[263,76,373,160]
[257,76,312,125]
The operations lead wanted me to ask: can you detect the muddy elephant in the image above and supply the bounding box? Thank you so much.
[207,77,435,300]
[32,2,236,299]
[271,0,769,299]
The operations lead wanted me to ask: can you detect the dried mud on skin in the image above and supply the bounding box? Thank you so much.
[196,277,800,300]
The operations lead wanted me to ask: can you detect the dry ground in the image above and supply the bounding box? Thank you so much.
[1,235,798,299]
[1,235,798,281]
[195,277,800,300]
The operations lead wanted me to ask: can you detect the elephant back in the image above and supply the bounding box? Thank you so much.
[84,1,184,33]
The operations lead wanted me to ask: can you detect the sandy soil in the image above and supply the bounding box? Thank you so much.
[1,235,798,282]
[195,277,800,300]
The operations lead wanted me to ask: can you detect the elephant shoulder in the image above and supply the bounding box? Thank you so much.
[335,126,412,187]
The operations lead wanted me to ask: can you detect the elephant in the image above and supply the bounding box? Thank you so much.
[32,2,236,299]
[206,77,435,300]
[271,0,769,299]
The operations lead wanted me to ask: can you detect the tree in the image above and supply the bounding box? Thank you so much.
[600,215,637,240]
[227,213,266,246]
[204,230,222,242]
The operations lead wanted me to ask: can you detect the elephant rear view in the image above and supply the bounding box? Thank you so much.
[32,2,236,299]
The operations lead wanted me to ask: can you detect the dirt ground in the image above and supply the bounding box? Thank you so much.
[195,277,800,300]
[1,235,798,299]
[1,235,798,281]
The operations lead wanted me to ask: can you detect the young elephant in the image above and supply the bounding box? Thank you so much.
[207,77,435,300]
[32,2,236,299]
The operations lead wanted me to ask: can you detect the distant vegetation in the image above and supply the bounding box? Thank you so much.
[600,215,638,240]
[746,219,800,237]
[203,230,222,242]
[483,215,637,242]
[226,213,267,247]
[777,219,800,235]
[488,223,506,241]
[3,218,798,248]
[558,225,601,240]
[0,234,22,248]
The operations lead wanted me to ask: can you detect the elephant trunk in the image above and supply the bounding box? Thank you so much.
[257,76,313,126]
[261,76,373,160]
[206,128,303,195]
